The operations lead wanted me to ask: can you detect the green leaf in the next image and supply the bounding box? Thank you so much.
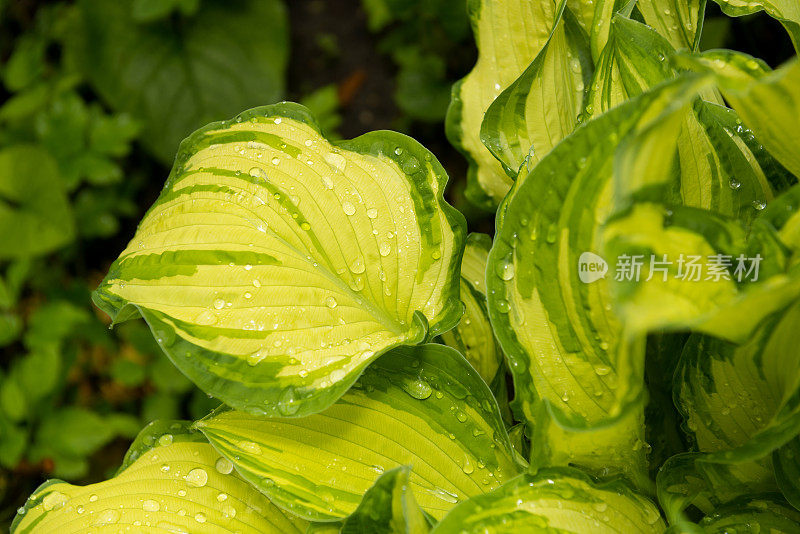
[2,34,46,91]
[446,0,562,208]
[656,452,772,526]
[586,16,677,117]
[440,233,503,384]
[480,0,591,176]
[196,344,520,521]
[74,0,289,163]
[36,408,114,458]
[93,102,466,417]
[680,51,800,179]
[699,494,800,533]
[709,0,800,52]
[0,145,74,258]
[636,0,706,50]
[340,467,431,534]
[429,467,665,533]
[12,420,308,533]
[486,75,709,485]
[774,436,800,510]
[676,301,800,465]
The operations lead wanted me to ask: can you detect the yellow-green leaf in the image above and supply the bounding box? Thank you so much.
[480,0,591,176]
[92,103,466,418]
[486,75,707,486]
[446,0,561,208]
[340,467,431,534]
[636,0,706,50]
[440,233,503,384]
[429,468,665,533]
[11,421,307,533]
[681,51,800,178]
[196,344,520,522]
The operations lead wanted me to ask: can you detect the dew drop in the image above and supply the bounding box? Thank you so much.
[325,152,347,171]
[342,201,356,216]
[366,208,378,219]
[271,156,280,165]
[496,254,515,280]
[95,509,120,526]
[237,441,262,455]
[42,492,68,511]
[350,257,366,274]
[216,457,234,474]
[195,513,207,523]
[143,499,160,512]
[185,468,208,488]
[213,298,226,310]
[248,348,268,366]
[401,378,433,399]
[379,242,392,256]
[325,296,338,308]
[158,434,174,447]
[278,386,300,415]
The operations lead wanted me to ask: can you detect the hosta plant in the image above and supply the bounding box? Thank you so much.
[12,0,800,532]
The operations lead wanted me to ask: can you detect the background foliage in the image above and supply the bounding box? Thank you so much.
[0,0,795,530]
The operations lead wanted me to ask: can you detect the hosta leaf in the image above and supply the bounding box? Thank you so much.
[699,494,800,533]
[636,0,706,50]
[605,191,800,347]
[709,0,800,52]
[657,452,776,526]
[74,0,289,163]
[93,103,466,418]
[439,233,503,384]
[429,467,665,533]
[0,145,74,258]
[486,75,707,484]
[445,0,561,208]
[586,16,677,117]
[480,0,591,176]
[680,51,800,178]
[339,467,431,534]
[677,301,800,464]
[774,437,800,510]
[11,421,307,533]
[196,344,520,521]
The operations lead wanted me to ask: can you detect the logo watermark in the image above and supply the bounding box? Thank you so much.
[578,252,609,283]
[578,253,762,283]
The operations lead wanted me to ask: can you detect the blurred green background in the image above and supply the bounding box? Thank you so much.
[0,0,794,528]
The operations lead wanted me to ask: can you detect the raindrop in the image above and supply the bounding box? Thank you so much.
[213,298,226,310]
[237,441,262,455]
[401,378,433,399]
[379,242,392,256]
[350,257,366,274]
[366,208,378,219]
[143,499,160,512]
[158,434,174,447]
[195,513,207,523]
[495,254,515,280]
[325,296,338,308]
[216,457,234,474]
[342,201,356,216]
[95,510,120,526]
[278,386,300,415]
[42,492,68,512]
[185,468,209,488]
